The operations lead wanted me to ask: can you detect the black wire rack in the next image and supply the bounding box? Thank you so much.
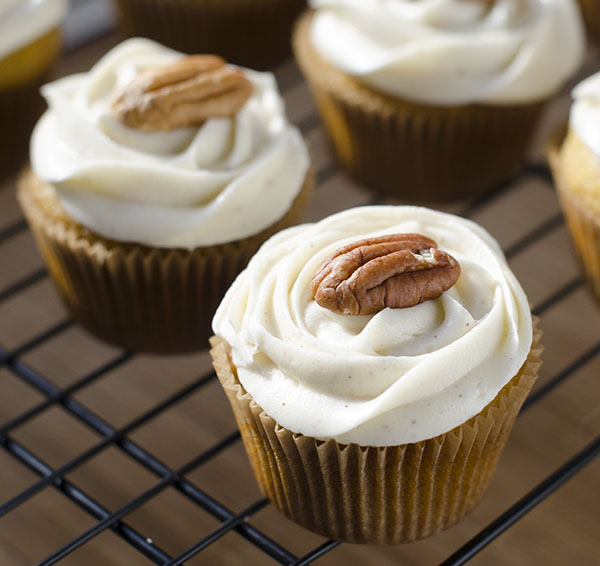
[1,14,600,566]
[2,160,598,566]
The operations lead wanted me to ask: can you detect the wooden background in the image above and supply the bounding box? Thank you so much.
[0,29,599,566]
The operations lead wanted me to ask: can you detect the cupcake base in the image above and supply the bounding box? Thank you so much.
[0,80,47,179]
[578,0,600,44]
[210,321,542,544]
[0,29,61,179]
[113,0,306,70]
[293,11,545,202]
[18,170,314,354]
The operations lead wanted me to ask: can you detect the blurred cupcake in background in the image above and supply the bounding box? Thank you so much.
[549,72,600,305]
[0,0,66,179]
[18,38,313,353]
[577,0,600,43]
[294,0,585,202]
[112,0,307,69]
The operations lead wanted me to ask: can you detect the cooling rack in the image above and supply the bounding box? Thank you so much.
[0,13,599,566]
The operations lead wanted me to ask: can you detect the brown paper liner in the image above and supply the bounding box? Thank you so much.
[0,29,61,179]
[293,11,546,202]
[548,126,600,304]
[210,320,542,544]
[17,169,313,354]
[113,0,306,70]
[0,80,46,179]
[577,0,600,43]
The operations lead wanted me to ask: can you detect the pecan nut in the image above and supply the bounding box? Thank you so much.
[310,234,461,315]
[112,55,253,131]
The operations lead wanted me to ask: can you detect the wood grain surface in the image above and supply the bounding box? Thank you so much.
[0,32,599,566]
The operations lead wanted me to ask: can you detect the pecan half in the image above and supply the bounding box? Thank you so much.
[112,55,254,131]
[310,234,461,315]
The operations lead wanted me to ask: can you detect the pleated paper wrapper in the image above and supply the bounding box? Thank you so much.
[210,322,542,544]
[548,127,600,305]
[293,11,545,203]
[0,29,61,179]
[17,170,313,354]
[113,0,306,70]
[578,0,600,43]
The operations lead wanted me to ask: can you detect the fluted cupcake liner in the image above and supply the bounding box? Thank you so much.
[548,128,600,304]
[18,170,313,354]
[113,0,306,70]
[0,29,61,180]
[578,0,600,43]
[293,12,545,202]
[0,80,46,179]
[210,321,542,544]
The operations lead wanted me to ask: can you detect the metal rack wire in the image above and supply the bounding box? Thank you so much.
[1,11,599,566]
[1,155,598,565]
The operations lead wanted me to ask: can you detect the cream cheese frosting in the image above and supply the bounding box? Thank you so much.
[570,72,600,159]
[213,206,533,446]
[0,0,66,60]
[308,0,585,105]
[30,38,310,249]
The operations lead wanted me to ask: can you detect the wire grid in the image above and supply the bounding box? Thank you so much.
[1,38,600,566]
[1,154,599,566]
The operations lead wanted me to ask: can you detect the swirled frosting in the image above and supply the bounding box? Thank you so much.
[31,38,310,248]
[0,0,66,60]
[213,206,532,446]
[308,0,585,105]
[569,72,600,159]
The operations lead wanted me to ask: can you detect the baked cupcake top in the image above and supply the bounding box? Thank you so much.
[213,206,532,446]
[308,0,584,105]
[30,38,310,249]
[0,0,66,60]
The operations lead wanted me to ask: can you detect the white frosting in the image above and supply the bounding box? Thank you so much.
[570,72,600,159]
[213,206,533,446]
[0,0,66,60]
[30,38,310,248]
[308,0,585,105]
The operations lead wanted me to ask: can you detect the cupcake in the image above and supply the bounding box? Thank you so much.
[211,205,542,543]
[577,0,600,43]
[549,73,600,304]
[0,0,66,179]
[112,0,307,70]
[293,0,585,201]
[18,38,313,354]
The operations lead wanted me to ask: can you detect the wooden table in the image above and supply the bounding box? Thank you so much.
[0,33,598,566]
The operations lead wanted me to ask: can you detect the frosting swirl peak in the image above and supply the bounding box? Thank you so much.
[31,38,309,248]
[213,206,532,445]
[569,72,600,160]
[308,0,585,105]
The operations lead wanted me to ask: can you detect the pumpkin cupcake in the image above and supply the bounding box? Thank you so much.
[293,0,585,201]
[18,38,313,353]
[211,205,542,543]
[112,0,307,70]
[0,0,66,179]
[549,72,600,304]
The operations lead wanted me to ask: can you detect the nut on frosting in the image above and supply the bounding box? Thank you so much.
[30,38,310,249]
[311,233,460,315]
[112,55,254,131]
[212,205,533,446]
